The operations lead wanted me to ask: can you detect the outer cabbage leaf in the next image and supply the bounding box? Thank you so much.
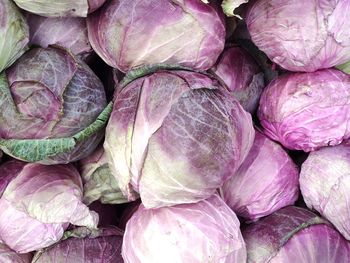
[87,0,225,72]
[212,47,264,113]
[0,243,32,263]
[13,0,106,17]
[79,145,129,205]
[33,227,123,263]
[0,47,109,164]
[221,130,299,220]
[300,144,350,240]
[104,66,255,208]
[242,206,350,263]
[258,69,350,152]
[122,195,246,263]
[0,199,68,254]
[0,162,98,253]
[246,0,350,72]
[26,13,93,60]
[0,0,29,72]
[0,160,26,196]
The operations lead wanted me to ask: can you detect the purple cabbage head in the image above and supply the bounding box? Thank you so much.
[33,227,123,263]
[122,195,246,263]
[0,243,32,263]
[258,69,350,152]
[0,161,98,253]
[104,67,255,208]
[221,130,299,221]
[13,0,106,17]
[212,47,265,113]
[87,0,226,72]
[300,144,350,241]
[0,47,108,164]
[79,145,128,205]
[242,206,350,263]
[0,0,29,72]
[246,0,350,72]
[26,13,93,61]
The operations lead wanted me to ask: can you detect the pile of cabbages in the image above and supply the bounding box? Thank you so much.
[1,0,350,262]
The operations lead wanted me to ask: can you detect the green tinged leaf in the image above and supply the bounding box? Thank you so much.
[280,216,328,245]
[221,0,249,18]
[337,62,350,74]
[0,138,76,163]
[0,0,29,72]
[62,227,103,240]
[0,102,113,163]
[73,103,113,143]
[62,226,124,240]
[83,163,129,205]
[119,64,192,89]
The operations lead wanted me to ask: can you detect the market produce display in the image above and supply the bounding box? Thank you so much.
[0,0,350,262]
